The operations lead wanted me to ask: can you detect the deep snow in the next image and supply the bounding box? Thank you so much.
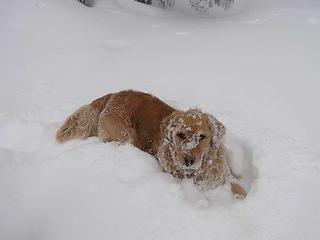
[0,0,320,240]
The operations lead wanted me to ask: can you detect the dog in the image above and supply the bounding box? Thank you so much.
[56,90,246,198]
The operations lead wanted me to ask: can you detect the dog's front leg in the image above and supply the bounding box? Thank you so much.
[216,147,247,198]
[225,164,247,199]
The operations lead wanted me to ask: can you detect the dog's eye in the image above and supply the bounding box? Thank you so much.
[177,132,186,140]
[199,134,206,140]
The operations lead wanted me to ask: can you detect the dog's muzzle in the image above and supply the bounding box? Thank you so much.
[183,154,195,167]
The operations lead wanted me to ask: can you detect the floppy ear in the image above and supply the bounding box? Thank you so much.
[214,117,226,140]
[208,115,226,150]
[160,111,181,144]
[157,111,181,171]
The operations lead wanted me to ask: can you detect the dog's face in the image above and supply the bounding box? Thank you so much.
[164,109,225,173]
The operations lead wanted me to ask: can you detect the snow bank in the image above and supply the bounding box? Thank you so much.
[0,0,319,240]
[0,112,318,240]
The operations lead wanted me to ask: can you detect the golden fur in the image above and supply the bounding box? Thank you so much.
[56,90,246,198]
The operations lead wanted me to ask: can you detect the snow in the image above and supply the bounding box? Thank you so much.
[1,0,320,240]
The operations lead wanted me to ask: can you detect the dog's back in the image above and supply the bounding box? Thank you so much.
[56,90,175,154]
[104,91,175,153]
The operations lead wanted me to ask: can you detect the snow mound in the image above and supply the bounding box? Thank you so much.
[1,113,318,240]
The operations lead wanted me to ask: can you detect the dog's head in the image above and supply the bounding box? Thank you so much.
[163,109,225,173]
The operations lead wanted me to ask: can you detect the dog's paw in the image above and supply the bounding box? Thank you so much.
[231,183,247,199]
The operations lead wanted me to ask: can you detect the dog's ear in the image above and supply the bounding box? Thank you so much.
[214,117,226,140]
[161,111,181,142]
[207,114,226,149]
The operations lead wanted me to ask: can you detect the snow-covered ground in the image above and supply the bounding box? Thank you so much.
[0,0,320,239]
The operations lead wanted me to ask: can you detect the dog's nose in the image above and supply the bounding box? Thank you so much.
[183,154,195,167]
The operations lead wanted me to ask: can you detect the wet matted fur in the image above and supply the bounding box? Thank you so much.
[56,90,246,198]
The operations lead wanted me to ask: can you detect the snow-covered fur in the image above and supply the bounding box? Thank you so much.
[56,90,246,197]
[157,109,240,192]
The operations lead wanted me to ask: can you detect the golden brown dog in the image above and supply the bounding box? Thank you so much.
[56,90,246,198]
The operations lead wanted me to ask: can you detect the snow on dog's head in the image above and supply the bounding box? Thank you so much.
[159,109,225,174]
